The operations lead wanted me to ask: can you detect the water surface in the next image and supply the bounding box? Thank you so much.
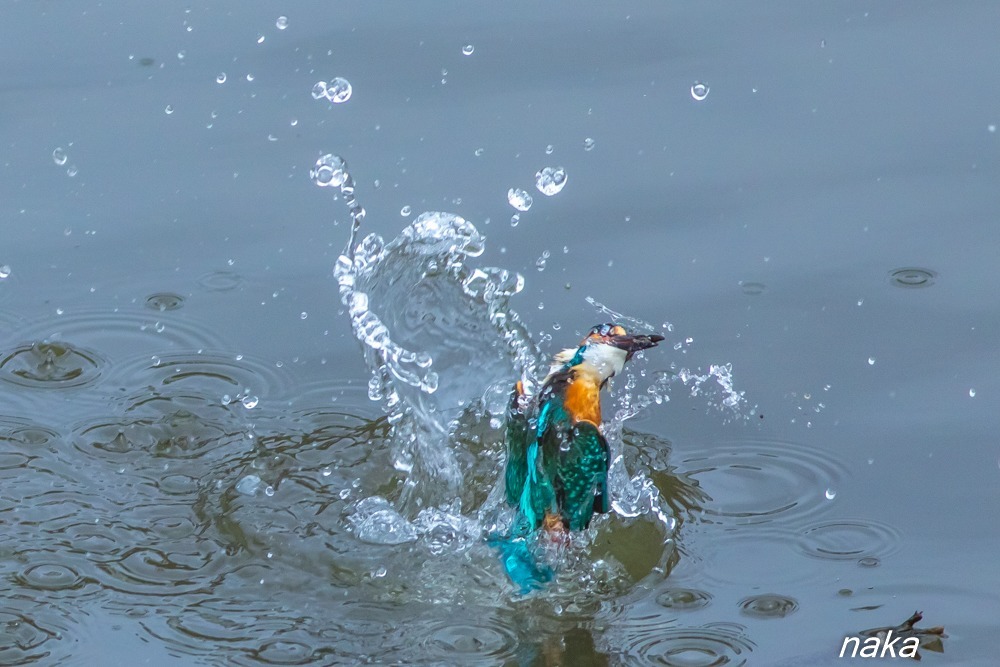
[3,2,1000,665]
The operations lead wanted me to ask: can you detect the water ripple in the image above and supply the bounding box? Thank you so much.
[418,619,520,664]
[144,292,186,311]
[0,609,62,665]
[678,438,846,527]
[110,350,297,405]
[655,587,713,611]
[796,517,902,562]
[15,563,88,592]
[14,308,227,359]
[888,267,937,288]
[614,621,755,667]
[197,270,246,292]
[738,593,798,619]
[0,417,61,449]
[95,546,218,597]
[0,341,105,389]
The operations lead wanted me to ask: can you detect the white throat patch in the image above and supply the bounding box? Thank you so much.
[581,343,627,382]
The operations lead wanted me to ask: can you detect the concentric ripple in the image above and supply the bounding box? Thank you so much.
[95,546,218,597]
[738,594,798,619]
[15,563,87,592]
[655,588,713,611]
[110,350,296,405]
[617,623,755,667]
[0,418,61,449]
[418,620,520,665]
[685,531,823,588]
[241,639,317,665]
[197,270,245,292]
[678,439,846,527]
[13,308,226,363]
[0,341,105,389]
[888,267,937,288]
[72,410,242,462]
[145,292,186,311]
[796,518,902,562]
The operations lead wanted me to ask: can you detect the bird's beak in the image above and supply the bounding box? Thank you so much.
[610,333,665,359]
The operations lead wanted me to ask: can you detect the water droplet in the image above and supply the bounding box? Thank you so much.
[216,72,226,84]
[583,137,595,151]
[507,187,533,211]
[969,388,976,398]
[867,357,875,366]
[535,166,567,196]
[66,165,78,177]
[264,485,275,497]
[300,311,308,320]
[510,213,520,227]
[474,147,484,157]
[164,104,174,115]
[374,566,387,578]
[400,205,412,216]
[325,77,352,103]
[462,44,474,55]
[535,249,550,271]
[52,147,68,165]
[245,73,255,82]
[545,144,554,155]
[236,474,263,496]
[0,265,9,279]
[321,467,331,477]
[241,395,259,409]
[290,118,298,126]
[276,16,288,30]
[825,488,836,500]
[691,81,709,101]
[311,81,327,100]
[256,34,265,44]
[310,154,347,187]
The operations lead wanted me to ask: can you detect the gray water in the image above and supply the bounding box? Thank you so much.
[3,2,1000,665]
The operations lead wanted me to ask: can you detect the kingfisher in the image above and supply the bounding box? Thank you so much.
[503,323,664,538]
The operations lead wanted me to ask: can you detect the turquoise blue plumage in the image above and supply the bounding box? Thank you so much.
[495,323,663,591]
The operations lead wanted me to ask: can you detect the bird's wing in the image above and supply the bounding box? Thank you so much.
[557,420,610,531]
[504,381,529,508]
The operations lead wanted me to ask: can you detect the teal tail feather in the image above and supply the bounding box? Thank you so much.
[488,534,553,594]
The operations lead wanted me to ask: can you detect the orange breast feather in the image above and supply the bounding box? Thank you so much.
[562,374,602,426]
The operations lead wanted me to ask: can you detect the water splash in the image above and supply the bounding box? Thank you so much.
[327,155,538,513]
[586,297,748,419]
[321,156,745,592]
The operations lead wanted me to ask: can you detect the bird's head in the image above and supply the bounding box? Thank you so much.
[551,323,664,383]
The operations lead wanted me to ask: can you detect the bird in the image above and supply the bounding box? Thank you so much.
[504,323,665,536]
